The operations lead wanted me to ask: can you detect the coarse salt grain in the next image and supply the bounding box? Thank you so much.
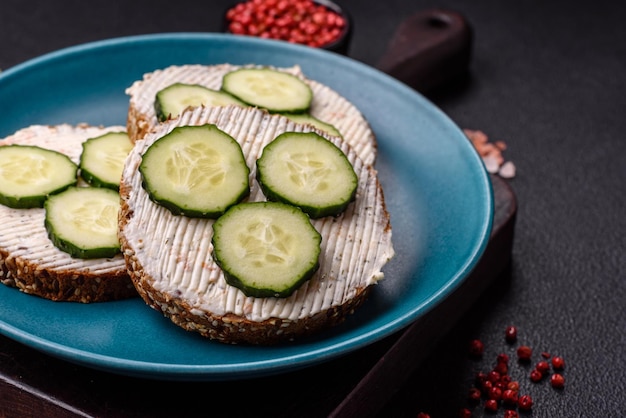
[499,161,516,178]
[463,129,516,179]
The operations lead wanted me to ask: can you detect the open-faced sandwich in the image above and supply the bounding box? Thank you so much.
[125,63,378,166]
[119,96,394,343]
[0,124,136,302]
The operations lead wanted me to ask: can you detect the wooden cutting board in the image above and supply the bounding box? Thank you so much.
[330,9,518,417]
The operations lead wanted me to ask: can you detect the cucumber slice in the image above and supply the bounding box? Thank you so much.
[0,144,77,208]
[80,131,133,190]
[281,113,343,138]
[139,124,250,218]
[256,132,358,218]
[212,202,322,298]
[44,187,121,259]
[221,68,313,113]
[155,83,245,122]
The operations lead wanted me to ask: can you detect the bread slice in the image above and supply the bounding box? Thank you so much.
[125,63,378,166]
[0,124,136,302]
[118,105,394,344]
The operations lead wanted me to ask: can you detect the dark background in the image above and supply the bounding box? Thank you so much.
[1,0,625,417]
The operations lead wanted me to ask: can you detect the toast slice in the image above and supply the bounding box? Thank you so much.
[119,106,394,344]
[125,64,378,166]
[0,124,136,302]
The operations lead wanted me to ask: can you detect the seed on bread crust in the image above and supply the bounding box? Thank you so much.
[0,248,135,302]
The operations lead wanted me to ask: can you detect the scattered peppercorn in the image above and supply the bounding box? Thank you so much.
[551,373,565,389]
[502,389,519,405]
[475,371,487,386]
[485,399,499,412]
[551,356,565,370]
[518,394,533,411]
[536,360,550,375]
[458,408,472,418]
[225,0,347,48]
[494,361,508,375]
[489,386,503,401]
[516,345,532,362]
[469,339,484,358]
[481,379,493,394]
[468,387,482,403]
[504,410,519,418]
[507,381,520,392]
[505,325,518,343]
[460,327,565,416]
[488,370,501,384]
[530,369,543,382]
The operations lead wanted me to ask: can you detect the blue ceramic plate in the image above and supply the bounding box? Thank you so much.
[0,33,493,381]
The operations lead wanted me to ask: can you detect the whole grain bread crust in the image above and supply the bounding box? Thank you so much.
[0,248,135,302]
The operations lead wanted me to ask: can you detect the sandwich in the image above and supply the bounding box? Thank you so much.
[119,104,394,344]
[0,124,136,302]
[125,63,378,166]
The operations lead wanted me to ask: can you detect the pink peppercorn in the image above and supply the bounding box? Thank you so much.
[494,361,509,375]
[468,387,482,403]
[505,326,517,343]
[517,345,532,362]
[551,373,565,389]
[458,408,472,418]
[518,394,534,411]
[502,389,519,405]
[536,360,550,375]
[530,369,543,382]
[495,380,508,391]
[481,379,493,394]
[507,381,520,392]
[551,356,565,370]
[489,386,503,401]
[485,399,499,412]
[469,339,484,358]
[488,370,501,383]
[475,371,488,386]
